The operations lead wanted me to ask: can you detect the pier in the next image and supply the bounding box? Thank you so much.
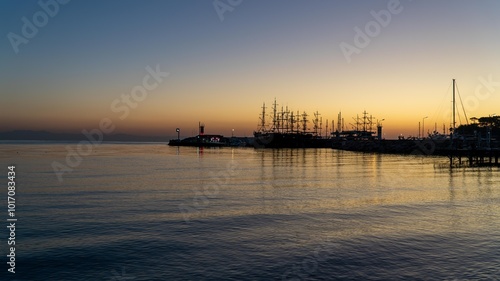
[443,148,500,167]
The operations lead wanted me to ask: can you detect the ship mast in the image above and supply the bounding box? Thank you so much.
[271,98,278,132]
[296,110,301,133]
[337,111,342,133]
[258,102,267,132]
[285,106,290,133]
[452,78,456,137]
[301,111,308,133]
[313,111,321,136]
[325,119,328,138]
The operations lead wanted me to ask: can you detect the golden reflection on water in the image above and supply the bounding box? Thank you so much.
[158,148,500,240]
[2,144,499,242]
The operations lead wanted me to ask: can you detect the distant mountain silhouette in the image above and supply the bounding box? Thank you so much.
[0,130,167,142]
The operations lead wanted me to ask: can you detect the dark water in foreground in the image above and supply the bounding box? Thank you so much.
[1,143,499,280]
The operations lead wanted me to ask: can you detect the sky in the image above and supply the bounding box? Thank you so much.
[1,0,500,139]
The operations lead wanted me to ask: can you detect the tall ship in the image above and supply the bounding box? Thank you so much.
[253,99,332,148]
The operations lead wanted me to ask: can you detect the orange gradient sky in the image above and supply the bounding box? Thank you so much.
[1,1,500,139]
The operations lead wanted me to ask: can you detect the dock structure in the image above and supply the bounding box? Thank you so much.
[437,79,500,168]
[444,148,500,167]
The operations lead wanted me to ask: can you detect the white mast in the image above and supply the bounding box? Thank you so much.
[452,78,456,137]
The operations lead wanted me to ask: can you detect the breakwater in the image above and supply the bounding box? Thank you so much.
[333,139,449,155]
[334,138,500,167]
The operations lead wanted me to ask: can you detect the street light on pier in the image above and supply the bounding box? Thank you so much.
[377,119,385,141]
[422,116,428,139]
[176,128,180,141]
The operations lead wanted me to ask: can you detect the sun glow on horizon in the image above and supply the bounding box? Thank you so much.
[2,1,500,139]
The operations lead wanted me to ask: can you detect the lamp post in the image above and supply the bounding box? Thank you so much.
[176,128,180,140]
[232,129,234,138]
[422,116,428,139]
[377,119,384,141]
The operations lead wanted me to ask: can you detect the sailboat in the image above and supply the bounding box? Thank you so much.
[429,79,460,141]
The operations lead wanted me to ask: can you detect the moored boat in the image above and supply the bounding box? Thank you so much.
[253,99,332,148]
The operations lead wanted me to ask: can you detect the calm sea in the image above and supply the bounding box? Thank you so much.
[1,142,499,280]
